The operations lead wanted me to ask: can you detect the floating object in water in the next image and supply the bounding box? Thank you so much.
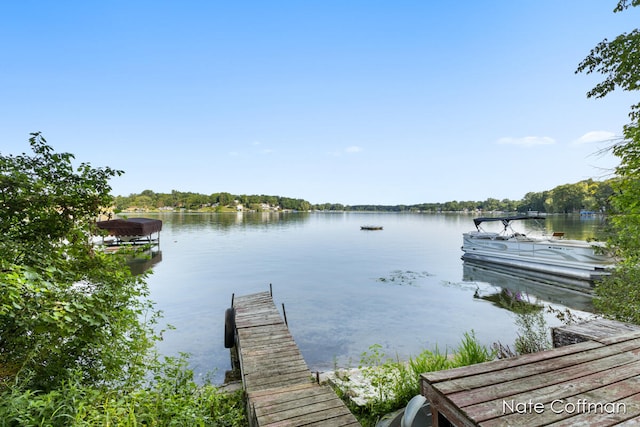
[361,225,383,230]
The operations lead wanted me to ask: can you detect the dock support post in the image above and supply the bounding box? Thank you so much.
[282,303,288,327]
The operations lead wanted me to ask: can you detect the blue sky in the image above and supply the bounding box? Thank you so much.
[1,1,638,205]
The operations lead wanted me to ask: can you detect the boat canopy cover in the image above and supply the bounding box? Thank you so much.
[473,215,546,230]
[96,218,162,236]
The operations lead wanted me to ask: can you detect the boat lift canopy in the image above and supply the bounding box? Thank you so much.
[96,218,162,236]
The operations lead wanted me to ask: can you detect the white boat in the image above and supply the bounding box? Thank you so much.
[461,215,615,282]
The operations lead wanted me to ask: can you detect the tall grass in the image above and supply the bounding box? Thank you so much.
[452,331,495,366]
[0,355,247,427]
[346,330,495,426]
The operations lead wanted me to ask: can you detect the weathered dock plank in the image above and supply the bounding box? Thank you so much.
[422,320,640,426]
[462,361,640,423]
[552,318,640,348]
[232,291,360,427]
[440,338,640,399]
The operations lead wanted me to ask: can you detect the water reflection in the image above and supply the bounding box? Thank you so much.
[462,261,594,312]
[141,211,312,230]
[478,288,545,315]
[126,248,163,275]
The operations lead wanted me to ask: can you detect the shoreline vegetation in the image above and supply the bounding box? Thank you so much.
[113,177,615,215]
[323,331,497,426]
[0,354,247,426]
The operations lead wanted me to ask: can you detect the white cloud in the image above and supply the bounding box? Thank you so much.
[496,136,555,147]
[328,146,364,157]
[573,131,616,145]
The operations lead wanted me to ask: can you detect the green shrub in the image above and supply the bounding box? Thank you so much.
[0,355,247,427]
[490,292,552,356]
[513,306,551,355]
[0,135,158,391]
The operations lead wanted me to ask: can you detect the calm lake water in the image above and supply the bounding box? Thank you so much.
[128,212,605,384]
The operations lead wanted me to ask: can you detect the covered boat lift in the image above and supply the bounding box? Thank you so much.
[96,218,162,246]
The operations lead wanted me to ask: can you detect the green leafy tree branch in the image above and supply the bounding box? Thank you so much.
[0,133,159,391]
[576,1,640,322]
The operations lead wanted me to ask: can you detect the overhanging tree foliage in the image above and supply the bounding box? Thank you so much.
[0,133,159,391]
[577,1,640,322]
[576,0,640,121]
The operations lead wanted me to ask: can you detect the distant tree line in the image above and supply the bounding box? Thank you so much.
[114,190,312,212]
[114,178,615,214]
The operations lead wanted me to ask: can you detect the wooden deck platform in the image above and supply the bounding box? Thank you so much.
[552,318,640,348]
[421,328,640,426]
[232,291,360,427]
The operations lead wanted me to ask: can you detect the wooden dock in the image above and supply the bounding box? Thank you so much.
[421,324,640,426]
[231,291,360,427]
